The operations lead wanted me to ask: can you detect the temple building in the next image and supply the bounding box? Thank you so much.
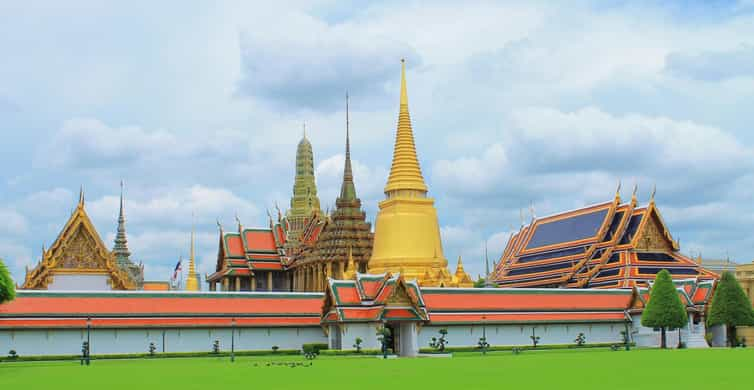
[495,187,717,289]
[289,95,374,292]
[368,60,471,287]
[207,217,291,292]
[22,187,144,290]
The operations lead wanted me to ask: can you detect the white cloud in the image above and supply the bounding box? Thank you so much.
[86,185,259,229]
[0,208,28,235]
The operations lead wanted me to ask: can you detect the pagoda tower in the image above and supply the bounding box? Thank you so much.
[286,126,323,243]
[112,181,144,287]
[368,60,454,286]
[296,94,374,291]
[184,219,200,291]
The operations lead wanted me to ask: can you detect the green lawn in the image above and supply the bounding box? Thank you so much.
[1,348,751,389]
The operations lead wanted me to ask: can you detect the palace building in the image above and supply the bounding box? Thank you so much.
[495,187,717,289]
[3,59,730,358]
[22,187,144,291]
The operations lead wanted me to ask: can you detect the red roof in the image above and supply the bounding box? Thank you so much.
[244,230,277,252]
[422,288,634,312]
[0,291,323,329]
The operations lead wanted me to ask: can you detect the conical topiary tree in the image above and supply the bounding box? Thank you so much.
[0,258,16,304]
[641,269,687,348]
[708,271,754,347]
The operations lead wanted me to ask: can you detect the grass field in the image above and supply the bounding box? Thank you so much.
[1,348,752,390]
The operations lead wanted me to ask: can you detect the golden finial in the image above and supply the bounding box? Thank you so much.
[650,184,657,204]
[631,183,638,204]
[78,185,85,207]
[302,122,306,139]
[615,180,622,202]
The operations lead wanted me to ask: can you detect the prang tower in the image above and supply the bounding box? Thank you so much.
[286,129,323,243]
[368,60,453,286]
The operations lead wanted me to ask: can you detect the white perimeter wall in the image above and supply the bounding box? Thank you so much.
[418,323,625,348]
[0,327,328,356]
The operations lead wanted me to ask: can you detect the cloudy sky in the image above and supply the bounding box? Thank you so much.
[2,0,754,284]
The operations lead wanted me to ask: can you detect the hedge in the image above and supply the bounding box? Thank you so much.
[419,342,630,354]
[0,349,300,363]
[318,349,382,356]
[301,343,329,355]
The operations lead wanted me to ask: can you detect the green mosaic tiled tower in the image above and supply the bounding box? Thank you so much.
[286,128,323,243]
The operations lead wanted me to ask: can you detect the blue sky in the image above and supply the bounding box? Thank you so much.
[2,0,754,284]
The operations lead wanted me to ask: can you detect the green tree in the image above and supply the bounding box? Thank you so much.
[708,271,754,347]
[0,258,16,304]
[473,278,486,288]
[641,269,687,348]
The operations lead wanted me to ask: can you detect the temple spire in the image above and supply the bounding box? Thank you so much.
[78,185,85,207]
[384,59,428,194]
[185,213,199,291]
[113,180,131,264]
[340,92,357,201]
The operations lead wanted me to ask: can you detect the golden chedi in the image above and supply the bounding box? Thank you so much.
[369,60,466,287]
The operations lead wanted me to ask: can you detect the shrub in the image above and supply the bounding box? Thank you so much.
[429,328,449,352]
[148,342,156,356]
[353,338,363,353]
[302,343,328,355]
[212,340,220,354]
[574,333,586,347]
[7,350,18,359]
[271,346,279,353]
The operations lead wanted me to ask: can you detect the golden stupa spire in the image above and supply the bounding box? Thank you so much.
[185,213,199,291]
[384,59,428,194]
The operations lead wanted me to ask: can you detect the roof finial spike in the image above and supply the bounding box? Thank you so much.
[400,58,408,108]
[615,180,622,201]
[302,122,307,139]
[519,208,525,228]
[529,201,536,220]
[235,213,242,231]
[216,218,223,233]
[650,184,657,204]
[78,185,85,207]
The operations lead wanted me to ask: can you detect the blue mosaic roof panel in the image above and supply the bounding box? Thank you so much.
[619,214,644,245]
[602,211,625,242]
[517,246,586,263]
[525,209,609,250]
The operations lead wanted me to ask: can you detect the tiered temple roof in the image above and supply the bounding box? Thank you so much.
[495,189,717,289]
[631,277,716,314]
[208,218,288,283]
[322,273,427,323]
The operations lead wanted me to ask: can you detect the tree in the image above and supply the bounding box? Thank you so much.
[641,269,687,349]
[708,271,754,347]
[473,278,487,288]
[0,258,16,304]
